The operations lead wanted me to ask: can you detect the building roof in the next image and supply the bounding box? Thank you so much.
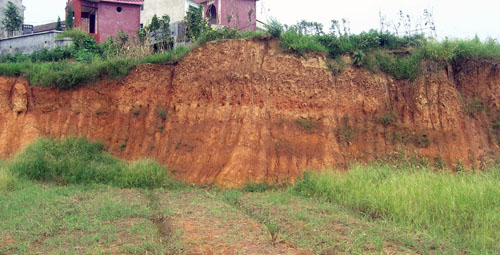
[33,21,66,33]
[87,0,144,5]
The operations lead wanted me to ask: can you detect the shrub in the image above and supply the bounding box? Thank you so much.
[55,28,92,43]
[119,160,175,188]
[8,137,178,188]
[280,30,327,56]
[265,18,284,38]
[198,27,241,45]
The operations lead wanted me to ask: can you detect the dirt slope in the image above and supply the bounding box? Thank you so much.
[1,39,500,187]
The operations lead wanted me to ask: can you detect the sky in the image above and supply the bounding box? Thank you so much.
[23,0,500,40]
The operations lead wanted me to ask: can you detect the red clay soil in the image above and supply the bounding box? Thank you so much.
[1,39,500,187]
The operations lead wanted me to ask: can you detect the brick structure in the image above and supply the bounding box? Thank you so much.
[66,0,143,42]
[197,0,258,31]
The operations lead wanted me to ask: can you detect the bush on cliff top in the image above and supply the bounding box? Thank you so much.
[8,137,179,188]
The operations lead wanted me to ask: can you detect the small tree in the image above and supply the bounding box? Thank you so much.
[184,4,208,41]
[56,16,62,31]
[66,6,74,30]
[2,2,23,37]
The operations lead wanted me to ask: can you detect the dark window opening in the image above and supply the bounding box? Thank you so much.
[117,7,122,12]
[207,5,217,25]
[89,14,96,33]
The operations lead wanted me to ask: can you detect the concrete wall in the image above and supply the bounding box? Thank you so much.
[0,0,25,38]
[0,31,72,55]
[97,2,141,42]
[141,0,199,26]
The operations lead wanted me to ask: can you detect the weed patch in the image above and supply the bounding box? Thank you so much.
[8,137,179,189]
[293,165,500,253]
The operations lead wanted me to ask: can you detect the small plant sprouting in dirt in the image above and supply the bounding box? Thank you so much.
[265,220,282,246]
[175,141,194,152]
[95,109,108,115]
[158,124,165,133]
[120,142,127,151]
[295,118,320,132]
[434,156,446,169]
[132,107,141,116]
[378,111,395,127]
[336,115,355,144]
[455,160,465,172]
[464,96,485,117]
[327,56,344,74]
[412,133,431,148]
[156,108,167,121]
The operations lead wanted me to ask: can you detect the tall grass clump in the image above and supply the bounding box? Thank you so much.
[140,45,193,64]
[280,30,327,56]
[0,161,17,191]
[8,137,178,188]
[293,165,500,253]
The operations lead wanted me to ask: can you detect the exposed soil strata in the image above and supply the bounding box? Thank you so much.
[1,39,500,187]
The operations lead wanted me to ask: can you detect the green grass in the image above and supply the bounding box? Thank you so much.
[0,160,17,191]
[293,164,500,253]
[8,137,179,189]
[0,182,171,254]
[280,30,327,56]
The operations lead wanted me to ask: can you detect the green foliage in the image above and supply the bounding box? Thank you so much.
[378,111,395,127]
[8,137,178,188]
[352,50,366,67]
[264,18,284,38]
[56,16,62,31]
[295,118,319,132]
[280,30,327,56]
[156,108,167,120]
[336,116,355,143]
[464,96,485,117]
[293,165,500,252]
[242,181,276,192]
[140,45,193,64]
[29,47,73,62]
[2,2,22,36]
[290,20,324,35]
[56,28,92,42]
[0,161,17,191]
[375,51,422,81]
[65,6,74,30]
[198,27,241,45]
[185,5,209,41]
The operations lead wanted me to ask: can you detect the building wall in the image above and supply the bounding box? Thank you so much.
[97,2,141,42]
[0,31,72,55]
[199,0,257,31]
[141,0,184,26]
[0,0,25,38]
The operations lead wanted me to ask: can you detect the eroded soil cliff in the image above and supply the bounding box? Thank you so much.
[1,39,500,187]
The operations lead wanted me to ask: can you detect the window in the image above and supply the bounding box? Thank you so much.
[140,5,144,11]
[116,7,122,12]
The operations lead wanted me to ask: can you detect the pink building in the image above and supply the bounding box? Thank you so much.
[197,0,258,31]
[66,0,143,43]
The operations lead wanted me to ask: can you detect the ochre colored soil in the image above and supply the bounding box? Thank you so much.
[1,39,500,187]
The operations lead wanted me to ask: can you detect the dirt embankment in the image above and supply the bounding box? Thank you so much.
[1,39,500,187]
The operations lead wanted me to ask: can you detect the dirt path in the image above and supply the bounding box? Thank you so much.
[158,191,310,255]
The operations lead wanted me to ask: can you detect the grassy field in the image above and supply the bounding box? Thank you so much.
[2,138,500,254]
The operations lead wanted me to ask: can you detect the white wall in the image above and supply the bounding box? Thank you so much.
[141,0,191,27]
